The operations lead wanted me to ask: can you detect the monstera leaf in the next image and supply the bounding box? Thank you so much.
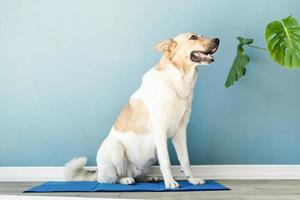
[225,37,253,88]
[265,16,300,68]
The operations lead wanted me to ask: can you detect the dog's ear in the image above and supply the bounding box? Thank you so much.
[154,39,177,53]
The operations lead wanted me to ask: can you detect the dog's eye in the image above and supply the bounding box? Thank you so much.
[189,35,198,40]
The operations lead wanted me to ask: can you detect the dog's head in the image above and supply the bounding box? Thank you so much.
[155,33,219,67]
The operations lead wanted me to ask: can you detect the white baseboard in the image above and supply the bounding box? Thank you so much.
[1,165,300,182]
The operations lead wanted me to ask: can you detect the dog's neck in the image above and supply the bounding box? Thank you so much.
[156,55,196,74]
[155,56,198,98]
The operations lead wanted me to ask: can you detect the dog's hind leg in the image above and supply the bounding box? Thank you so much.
[96,162,118,183]
[96,137,134,184]
[111,144,136,185]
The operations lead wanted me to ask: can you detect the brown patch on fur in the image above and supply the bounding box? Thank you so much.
[114,99,149,134]
[154,39,177,53]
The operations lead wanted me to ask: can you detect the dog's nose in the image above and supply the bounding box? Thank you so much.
[213,38,220,45]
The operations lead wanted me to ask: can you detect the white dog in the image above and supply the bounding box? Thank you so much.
[65,32,219,189]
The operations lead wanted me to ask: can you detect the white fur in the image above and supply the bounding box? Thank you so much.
[65,33,219,189]
[64,157,97,181]
[65,66,202,188]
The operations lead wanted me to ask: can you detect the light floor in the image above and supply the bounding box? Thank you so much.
[1,180,300,200]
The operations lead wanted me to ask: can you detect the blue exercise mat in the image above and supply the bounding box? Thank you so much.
[24,180,229,192]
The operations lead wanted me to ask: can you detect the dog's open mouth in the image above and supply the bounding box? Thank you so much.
[190,47,218,63]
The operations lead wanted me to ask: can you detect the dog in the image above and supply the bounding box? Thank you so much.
[64,32,219,189]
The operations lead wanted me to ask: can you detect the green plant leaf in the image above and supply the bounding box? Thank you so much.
[265,15,300,68]
[225,37,253,88]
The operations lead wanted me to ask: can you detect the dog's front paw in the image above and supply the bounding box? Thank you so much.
[164,178,180,189]
[188,176,205,185]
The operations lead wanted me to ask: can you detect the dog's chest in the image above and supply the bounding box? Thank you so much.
[162,71,196,136]
[138,67,197,136]
[165,95,191,137]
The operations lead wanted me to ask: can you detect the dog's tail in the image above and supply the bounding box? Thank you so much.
[64,157,97,181]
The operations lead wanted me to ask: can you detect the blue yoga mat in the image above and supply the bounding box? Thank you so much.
[24,180,229,192]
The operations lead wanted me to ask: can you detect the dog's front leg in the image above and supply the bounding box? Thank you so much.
[172,126,205,185]
[154,131,179,189]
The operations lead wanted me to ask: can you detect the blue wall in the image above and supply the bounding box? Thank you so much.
[1,0,300,166]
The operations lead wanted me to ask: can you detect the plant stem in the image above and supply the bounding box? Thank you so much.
[246,44,269,51]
